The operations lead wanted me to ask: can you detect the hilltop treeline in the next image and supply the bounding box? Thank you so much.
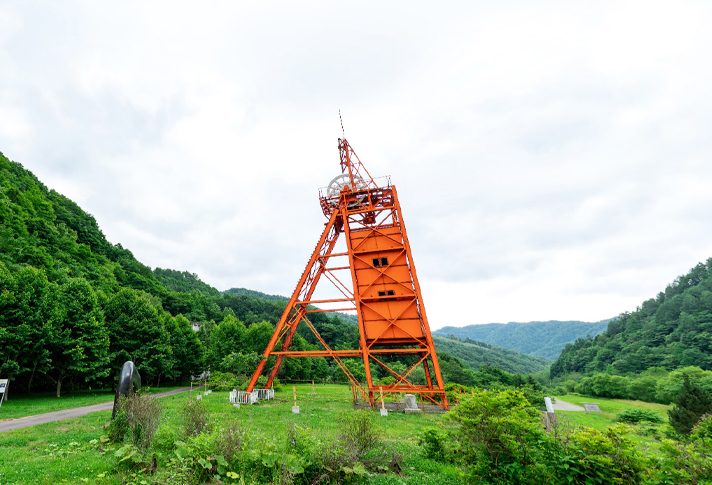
[552,259,712,378]
[0,152,544,397]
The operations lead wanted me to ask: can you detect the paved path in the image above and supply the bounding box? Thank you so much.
[0,387,192,433]
[552,399,586,411]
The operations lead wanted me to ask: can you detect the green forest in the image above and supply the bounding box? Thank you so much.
[435,319,610,360]
[0,151,546,399]
[549,259,712,402]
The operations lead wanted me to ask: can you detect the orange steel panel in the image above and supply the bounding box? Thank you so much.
[246,137,449,410]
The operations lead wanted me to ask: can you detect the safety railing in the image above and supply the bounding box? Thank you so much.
[229,390,258,405]
[255,388,274,400]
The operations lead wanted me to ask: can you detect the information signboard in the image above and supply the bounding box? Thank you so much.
[0,379,8,408]
[582,402,601,414]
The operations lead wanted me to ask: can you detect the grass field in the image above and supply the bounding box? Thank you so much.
[0,387,681,484]
[554,394,671,430]
[0,386,188,421]
[0,384,462,485]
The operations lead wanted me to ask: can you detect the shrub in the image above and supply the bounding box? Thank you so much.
[690,414,712,448]
[446,389,550,484]
[335,410,380,457]
[418,428,451,462]
[182,398,212,437]
[551,424,646,485]
[215,421,246,462]
[614,408,664,424]
[209,371,239,392]
[107,411,130,443]
[114,390,162,450]
[668,375,712,436]
[646,439,712,484]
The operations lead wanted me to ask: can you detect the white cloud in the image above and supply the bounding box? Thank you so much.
[2,0,712,329]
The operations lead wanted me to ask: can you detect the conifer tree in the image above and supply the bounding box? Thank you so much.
[668,374,712,436]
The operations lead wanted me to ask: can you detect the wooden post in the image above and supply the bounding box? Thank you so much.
[312,380,315,393]
[293,385,297,407]
[420,393,424,412]
[380,387,384,409]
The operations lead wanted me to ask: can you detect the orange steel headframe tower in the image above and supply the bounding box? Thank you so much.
[246,138,449,409]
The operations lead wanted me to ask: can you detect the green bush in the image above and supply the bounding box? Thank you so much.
[446,389,550,484]
[446,389,648,484]
[336,410,380,457]
[209,371,239,392]
[106,411,130,443]
[418,428,451,462]
[668,375,712,436]
[690,413,712,448]
[550,424,646,485]
[112,390,163,450]
[614,408,664,424]
[646,439,712,484]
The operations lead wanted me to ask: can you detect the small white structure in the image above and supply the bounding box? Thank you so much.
[229,390,258,405]
[255,388,274,400]
[544,397,555,414]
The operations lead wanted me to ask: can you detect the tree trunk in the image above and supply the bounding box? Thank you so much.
[27,362,38,394]
[56,377,62,398]
[156,374,161,388]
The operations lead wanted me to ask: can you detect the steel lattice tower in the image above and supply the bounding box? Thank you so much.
[246,138,448,409]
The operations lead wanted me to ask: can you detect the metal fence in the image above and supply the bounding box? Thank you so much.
[229,390,258,405]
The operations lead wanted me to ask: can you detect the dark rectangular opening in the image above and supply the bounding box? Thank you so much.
[387,290,395,296]
[380,257,388,266]
[372,258,381,267]
[378,291,386,297]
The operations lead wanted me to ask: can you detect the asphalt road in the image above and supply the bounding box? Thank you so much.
[0,387,192,433]
[552,399,586,411]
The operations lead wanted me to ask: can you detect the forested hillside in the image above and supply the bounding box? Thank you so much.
[433,336,550,374]
[551,259,712,378]
[435,319,610,359]
[1,152,543,398]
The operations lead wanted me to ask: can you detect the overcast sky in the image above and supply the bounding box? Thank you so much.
[2,1,712,329]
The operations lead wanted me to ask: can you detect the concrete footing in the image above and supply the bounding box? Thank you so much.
[380,408,388,417]
[233,403,240,409]
[292,406,300,414]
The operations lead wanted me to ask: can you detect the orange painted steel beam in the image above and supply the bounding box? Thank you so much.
[246,137,449,410]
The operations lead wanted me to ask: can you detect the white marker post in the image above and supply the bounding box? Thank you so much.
[0,379,8,408]
[292,385,300,414]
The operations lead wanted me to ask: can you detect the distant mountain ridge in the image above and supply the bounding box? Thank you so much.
[434,319,611,360]
[433,335,551,375]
